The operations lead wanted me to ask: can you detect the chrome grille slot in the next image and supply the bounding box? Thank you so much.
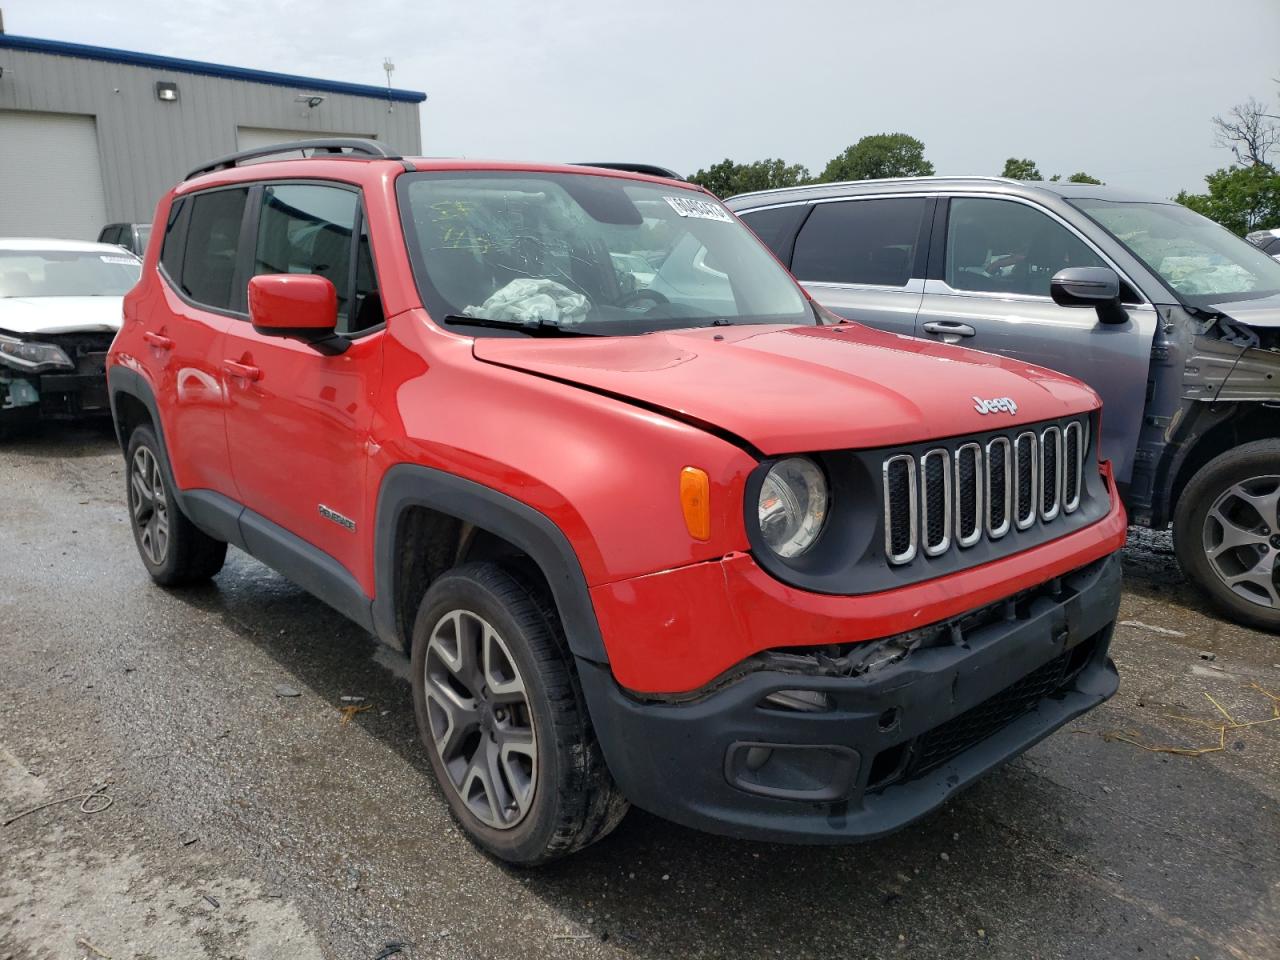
[1040,426,1063,521]
[1063,421,1083,513]
[883,455,918,565]
[1013,432,1038,531]
[986,437,1012,539]
[954,443,983,548]
[920,449,951,557]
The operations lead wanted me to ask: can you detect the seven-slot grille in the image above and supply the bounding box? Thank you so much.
[883,418,1089,565]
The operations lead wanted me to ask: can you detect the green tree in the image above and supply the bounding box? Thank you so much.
[1176,164,1280,235]
[1064,172,1104,184]
[1001,157,1042,180]
[689,157,812,198]
[819,133,934,182]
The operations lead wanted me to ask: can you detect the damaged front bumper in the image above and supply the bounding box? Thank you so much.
[578,554,1121,844]
[1,332,114,423]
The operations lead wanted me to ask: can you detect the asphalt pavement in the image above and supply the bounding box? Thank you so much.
[1,422,1277,960]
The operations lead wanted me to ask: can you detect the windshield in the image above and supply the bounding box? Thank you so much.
[398,171,813,335]
[135,225,152,252]
[1070,198,1280,306]
[0,250,141,298]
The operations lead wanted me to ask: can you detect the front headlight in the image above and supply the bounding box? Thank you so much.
[0,333,75,372]
[757,457,829,558]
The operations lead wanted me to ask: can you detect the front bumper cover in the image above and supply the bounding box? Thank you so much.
[578,553,1121,844]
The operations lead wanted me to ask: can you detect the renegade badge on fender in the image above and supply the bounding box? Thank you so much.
[108,140,1127,864]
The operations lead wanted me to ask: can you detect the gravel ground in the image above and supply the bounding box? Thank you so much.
[1,422,1277,960]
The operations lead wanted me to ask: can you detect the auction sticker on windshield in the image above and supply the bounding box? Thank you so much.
[664,196,734,223]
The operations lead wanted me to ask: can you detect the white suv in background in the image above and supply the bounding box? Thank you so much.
[0,238,141,436]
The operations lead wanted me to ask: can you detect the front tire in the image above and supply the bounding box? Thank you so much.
[410,562,627,865]
[1174,440,1280,632]
[125,425,227,586]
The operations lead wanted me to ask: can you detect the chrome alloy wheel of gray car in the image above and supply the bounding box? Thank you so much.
[1202,475,1280,608]
[423,609,538,830]
[130,444,169,566]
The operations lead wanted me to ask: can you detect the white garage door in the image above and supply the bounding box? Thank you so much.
[0,110,108,241]
[237,126,376,156]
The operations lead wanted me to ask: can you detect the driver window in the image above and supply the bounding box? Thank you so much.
[946,198,1104,297]
[254,184,358,322]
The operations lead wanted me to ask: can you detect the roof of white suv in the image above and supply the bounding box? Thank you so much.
[0,237,138,254]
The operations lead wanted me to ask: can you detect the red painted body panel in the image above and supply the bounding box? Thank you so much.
[474,322,1100,455]
[367,313,755,590]
[592,465,1128,693]
[111,155,1125,700]
[222,322,383,583]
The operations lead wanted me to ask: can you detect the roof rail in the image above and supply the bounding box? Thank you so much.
[186,138,403,181]
[575,162,684,181]
[729,174,1025,202]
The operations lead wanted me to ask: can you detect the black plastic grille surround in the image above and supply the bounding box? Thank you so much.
[742,411,1109,597]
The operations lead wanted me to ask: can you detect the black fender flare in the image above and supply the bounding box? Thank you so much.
[107,365,164,455]
[372,464,608,665]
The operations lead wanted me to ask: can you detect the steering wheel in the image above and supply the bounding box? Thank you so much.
[618,289,670,311]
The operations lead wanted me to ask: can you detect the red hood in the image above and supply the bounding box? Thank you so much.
[472,323,1100,454]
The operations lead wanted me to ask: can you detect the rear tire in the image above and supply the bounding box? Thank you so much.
[1174,439,1280,633]
[410,562,627,865]
[125,425,227,586]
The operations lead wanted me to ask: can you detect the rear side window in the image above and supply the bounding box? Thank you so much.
[791,198,927,287]
[179,188,250,310]
[737,205,807,264]
[253,184,358,322]
[159,200,188,280]
[945,197,1105,298]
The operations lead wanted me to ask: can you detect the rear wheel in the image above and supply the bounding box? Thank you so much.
[1174,440,1280,632]
[126,425,227,585]
[410,562,627,865]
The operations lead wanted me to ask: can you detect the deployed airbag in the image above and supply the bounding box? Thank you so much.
[465,279,590,327]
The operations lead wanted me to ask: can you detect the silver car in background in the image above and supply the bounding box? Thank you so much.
[728,177,1280,633]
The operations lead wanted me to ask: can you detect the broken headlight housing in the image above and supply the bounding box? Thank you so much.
[757,457,829,558]
[0,333,74,373]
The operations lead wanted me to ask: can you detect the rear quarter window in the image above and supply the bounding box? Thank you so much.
[791,197,928,287]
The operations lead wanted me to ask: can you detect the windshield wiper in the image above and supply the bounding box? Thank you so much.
[443,314,600,337]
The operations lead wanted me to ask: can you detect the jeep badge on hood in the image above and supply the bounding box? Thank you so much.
[973,396,1018,415]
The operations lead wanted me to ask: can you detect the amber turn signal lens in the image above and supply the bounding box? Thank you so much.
[680,467,711,541]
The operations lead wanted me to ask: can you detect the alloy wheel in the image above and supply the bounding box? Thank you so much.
[130,445,169,566]
[423,609,537,830]
[1202,475,1280,609]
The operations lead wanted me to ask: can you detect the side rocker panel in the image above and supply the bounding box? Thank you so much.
[372,463,609,664]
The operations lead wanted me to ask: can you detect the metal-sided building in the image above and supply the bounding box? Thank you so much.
[0,32,425,240]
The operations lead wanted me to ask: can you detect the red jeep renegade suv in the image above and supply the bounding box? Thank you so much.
[108,140,1127,864]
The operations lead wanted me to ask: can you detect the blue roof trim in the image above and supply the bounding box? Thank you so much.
[0,33,427,104]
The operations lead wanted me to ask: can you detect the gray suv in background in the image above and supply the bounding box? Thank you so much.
[728,177,1280,631]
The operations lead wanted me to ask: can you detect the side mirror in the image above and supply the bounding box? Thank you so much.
[247,275,347,353]
[1050,267,1128,325]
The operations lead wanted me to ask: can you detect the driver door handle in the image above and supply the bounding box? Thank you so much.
[221,359,262,382]
[922,321,976,342]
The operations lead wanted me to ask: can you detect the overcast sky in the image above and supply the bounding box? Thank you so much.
[4,0,1278,197]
